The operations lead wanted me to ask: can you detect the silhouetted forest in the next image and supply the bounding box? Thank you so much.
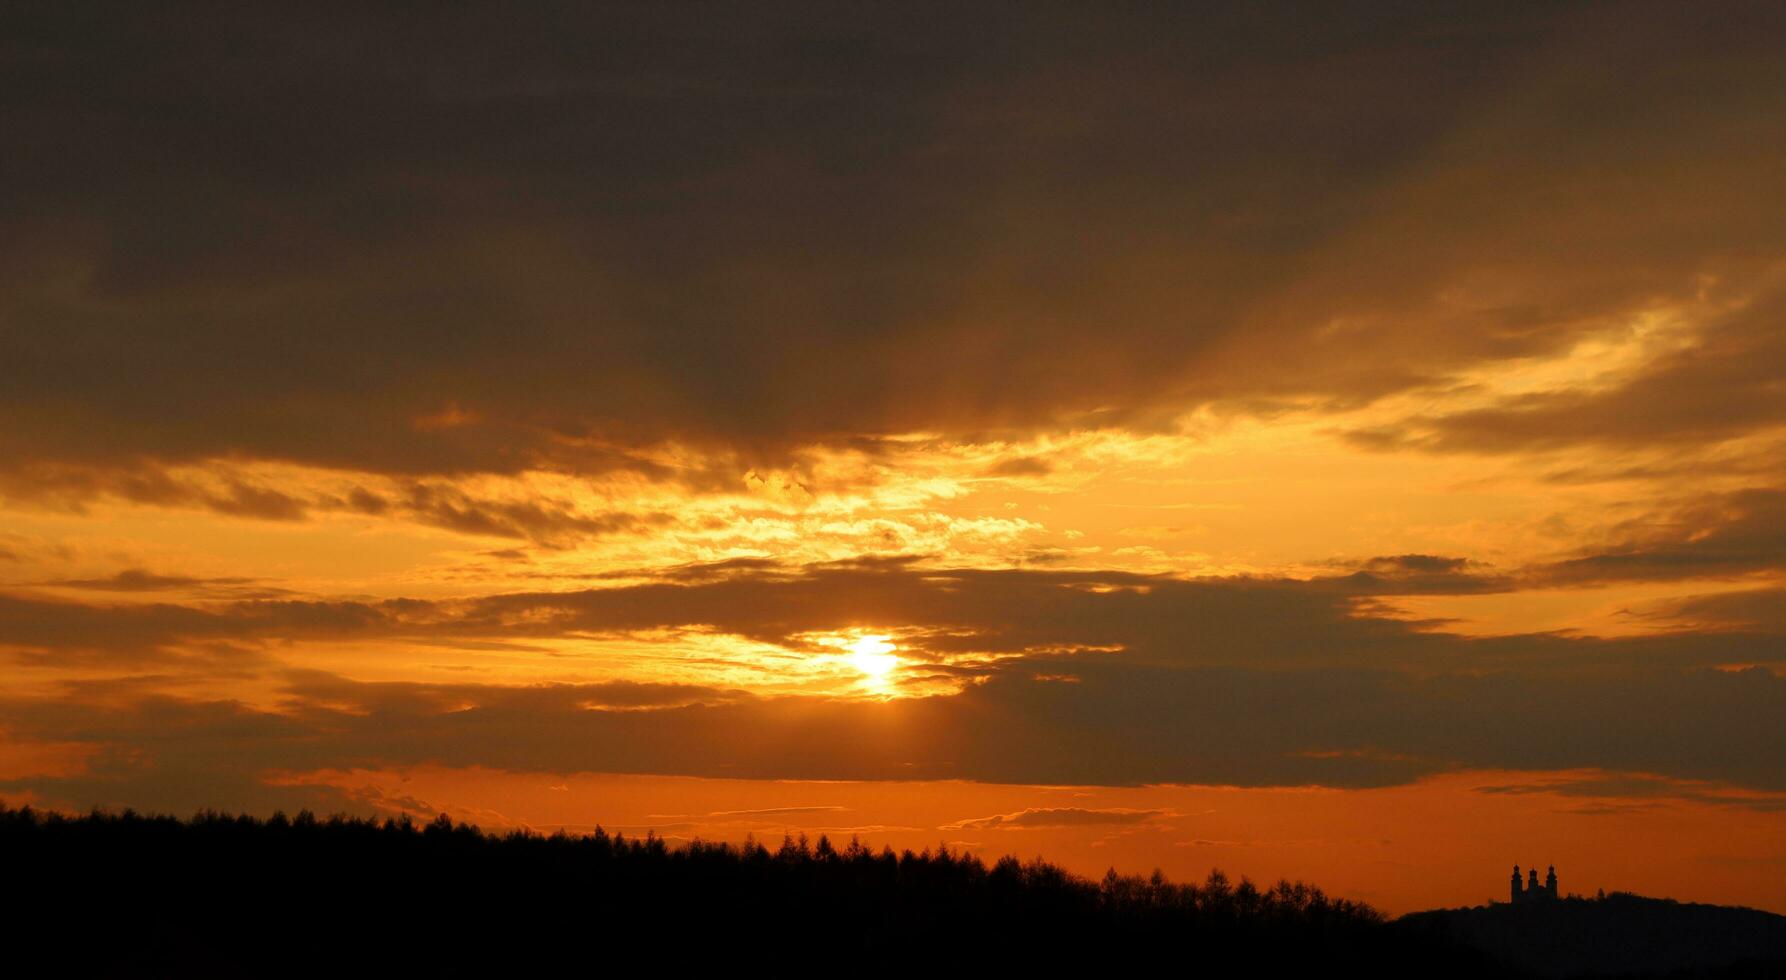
[10,805,1775,977]
[3,803,1504,975]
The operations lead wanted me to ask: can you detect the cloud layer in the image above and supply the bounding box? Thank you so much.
[1,4,1784,893]
[4,562,1783,807]
[4,3,1785,483]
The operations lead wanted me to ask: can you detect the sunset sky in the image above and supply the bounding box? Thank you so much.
[3,3,1785,914]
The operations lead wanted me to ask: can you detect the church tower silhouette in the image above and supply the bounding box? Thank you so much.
[1510,864,1558,904]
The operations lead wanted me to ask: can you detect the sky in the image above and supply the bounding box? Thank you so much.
[3,2,1785,914]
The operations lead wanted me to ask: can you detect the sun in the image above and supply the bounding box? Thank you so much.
[846,634,899,681]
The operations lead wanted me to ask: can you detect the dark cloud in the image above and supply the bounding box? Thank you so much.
[1476,772,1786,813]
[4,656,1784,810]
[0,593,241,664]
[3,3,1783,481]
[47,569,258,592]
[343,486,391,515]
[0,463,311,521]
[1641,588,1786,634]
[394,482,669,546]
[1529,488,1786,585]
[0,729,369,818]
[1325,554,1511,596]
[279,671,743,714]
[456,561,1442,668]
[1367,555,1471,574]
[207,481,309,521]
[1347,283,1786,457]
[3,559,1786,809]
[0,592,418,665]
[0,463,666,545]
[7,558,1784,672]
[984,457,1054,478]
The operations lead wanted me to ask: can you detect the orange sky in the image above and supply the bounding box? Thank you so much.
[3,2,1785,915]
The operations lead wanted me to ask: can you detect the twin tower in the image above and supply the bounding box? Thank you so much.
[1511,865,1558,904]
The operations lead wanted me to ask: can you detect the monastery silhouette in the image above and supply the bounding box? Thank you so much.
[1510,864,1558,904]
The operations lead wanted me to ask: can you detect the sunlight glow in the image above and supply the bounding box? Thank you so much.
[846,634,899,681]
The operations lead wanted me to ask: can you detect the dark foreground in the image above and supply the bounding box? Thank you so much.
[1,806,1776,977]
[1403,895,1786,979]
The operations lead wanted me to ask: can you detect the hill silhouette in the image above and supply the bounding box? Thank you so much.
[1400,894,1786,978]
[2,803,1773,976]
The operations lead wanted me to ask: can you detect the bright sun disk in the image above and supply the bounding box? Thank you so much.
[847,635,899,680]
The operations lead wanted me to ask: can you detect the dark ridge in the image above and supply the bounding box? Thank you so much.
[0,803,1503,975]
[1400,894,1786,978]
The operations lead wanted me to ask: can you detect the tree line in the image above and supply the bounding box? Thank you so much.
[0,803,1504,975]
